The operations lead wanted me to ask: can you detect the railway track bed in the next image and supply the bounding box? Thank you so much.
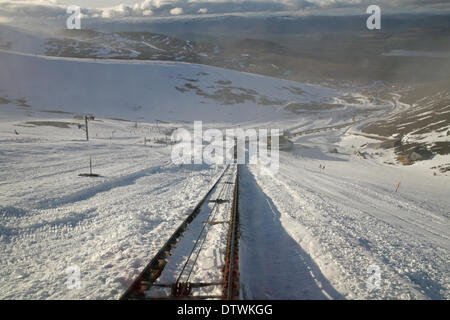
[121,164,240,300]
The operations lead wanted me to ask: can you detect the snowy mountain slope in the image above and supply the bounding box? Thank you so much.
[362,79,450,164]
[0,116,228,299]
[0,25,205,61]
[0,50,343,299]
[242,129,450,299]
[46,30,209,61]
[1,109,447,299]
[0,25,48,55]
[0,31,448,301]
[0,50,340,124]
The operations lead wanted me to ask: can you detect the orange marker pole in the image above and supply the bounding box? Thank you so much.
[395,182,401,193]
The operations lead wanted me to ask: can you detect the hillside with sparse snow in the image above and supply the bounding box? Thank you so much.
[0,50,343,124]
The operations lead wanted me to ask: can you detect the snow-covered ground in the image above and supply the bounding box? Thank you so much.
[0,50,339,124]
[0,116,228,299]
[0,49,448,300]
[241,128,449,299]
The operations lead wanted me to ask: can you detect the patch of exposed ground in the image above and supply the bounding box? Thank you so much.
[15,99,31,108]
[175,82,286,106]
[285,102,344,114]
[363,78,450,164]
[24,121,77,129]
[0,97,10,104]
[39,110,74,115]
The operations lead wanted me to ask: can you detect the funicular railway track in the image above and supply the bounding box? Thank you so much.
[120,164,240,300]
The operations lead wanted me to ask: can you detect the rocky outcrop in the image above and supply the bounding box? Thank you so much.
[378,138,402,149]
[408,146,433,162]
[330,148,339,154]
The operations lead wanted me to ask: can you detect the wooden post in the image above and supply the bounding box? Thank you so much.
[85,115,89,141]
[90,157,92,175]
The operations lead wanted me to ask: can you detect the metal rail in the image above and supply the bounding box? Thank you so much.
[223,165,240,300]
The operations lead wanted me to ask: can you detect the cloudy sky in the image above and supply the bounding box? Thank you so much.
[1,0,450,23]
